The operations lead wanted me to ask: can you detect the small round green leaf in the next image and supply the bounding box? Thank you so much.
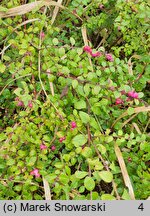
[75,171,88,179]
[79,111,90,124]
[101,194,116,200]
[81,147,92,158]
[99,171,113,183]
[70,37,75,46]
[72,79,78,89]
[72,134,87,147]
[52,38,59,45]
[74,100,86,109]
[84,177,95,191]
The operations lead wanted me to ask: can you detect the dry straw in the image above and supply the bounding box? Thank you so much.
[114,143,135,200]
[0,0,82,21]
[0,1,62,18]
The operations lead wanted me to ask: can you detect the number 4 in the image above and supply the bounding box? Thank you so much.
[138,203,144,211]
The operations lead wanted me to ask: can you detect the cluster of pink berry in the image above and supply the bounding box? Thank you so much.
[30,168,40,178]
[40,143,56,151]
[40,143,47,150]
[59,121,77,143]
[83,46,114,61]
[32,121,77,177]
[127,91,138,99]
[15,97,24,107]
[115,90,139,105]
[15,97,33,108]
[83,46,102,57]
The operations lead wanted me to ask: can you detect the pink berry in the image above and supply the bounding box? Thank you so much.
[17,101,24,107]
[28,101,33,108]
[115,98,123,105]
[30,168,40,178]
[35,173,40,178]
[59,137,66,143]
[59,138,63,142]
[106,53,114,62]
[15,97,19,101]
[83,46,92,54]
[128,157,132,162]
[91,51,102,57]
[51,145,56,151]
[71,121,77,129]
[40,31,45,39]
[127,91,134,97]
[40,144,47,150]
[132,92,138,99]
[99,4,104,9]
[127,91,138,99]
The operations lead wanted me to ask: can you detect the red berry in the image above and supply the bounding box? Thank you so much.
[30,168,40,178]
[83,46,92,54]
[91,51,102,57]
[128,157,132,162]
[15,97,19,101]
[17,101,24,107]
[127,91,134,97]
[59,137,66,142]
[115,98,123,105]
[40,144,47,150]
[71,121,77,129]
[106,53,114,62]
[128,91,138,99]
[51,145,56,151]
[132,92,138,99]
[28,101,33,108]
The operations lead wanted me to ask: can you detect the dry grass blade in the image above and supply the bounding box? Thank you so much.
[132,122,142,134]
[144,118,150,133]
[81,26,88,46]
[49,82,55,96]
[14,18,40,30]
[112,106,150,128]
[0,1,65,18]
[47,70,55,96]
[121,113,138,128]
[51,0,63,25]
[114,143,135,200]
[0,0,82,21]
[0,1,44,18]
[128,54,140,75]
[0,44,11,57]
[42,177,51,200]
[134,106,150,113]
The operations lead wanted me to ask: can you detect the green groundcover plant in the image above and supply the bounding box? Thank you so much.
[0,0,149,200]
